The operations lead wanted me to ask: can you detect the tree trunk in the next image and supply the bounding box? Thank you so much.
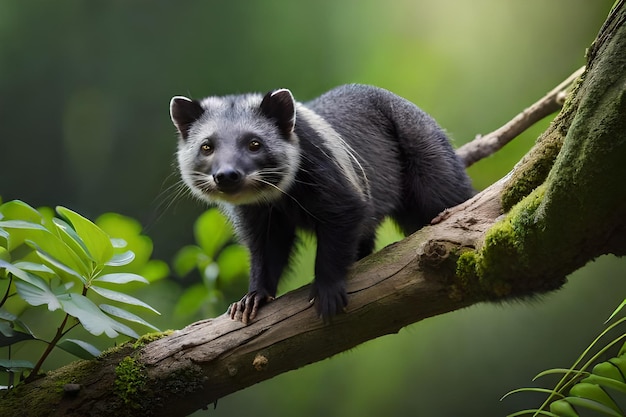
[2,3,626,416]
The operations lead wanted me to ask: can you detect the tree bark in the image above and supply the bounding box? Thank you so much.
[2,3,626,416]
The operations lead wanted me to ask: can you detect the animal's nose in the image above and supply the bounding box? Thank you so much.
[213,169,244,192]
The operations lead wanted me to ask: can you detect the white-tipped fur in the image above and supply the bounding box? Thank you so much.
[272,88,297,132]
[169,95,193,123]
[295,104,370,201]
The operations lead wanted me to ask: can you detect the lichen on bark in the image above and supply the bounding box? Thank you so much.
[457,6,626,301]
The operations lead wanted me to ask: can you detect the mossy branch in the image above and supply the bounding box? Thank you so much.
[2,4,626,417]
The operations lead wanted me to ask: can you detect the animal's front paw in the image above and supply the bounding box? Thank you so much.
[228,290,274,325]
[309,281,348,322]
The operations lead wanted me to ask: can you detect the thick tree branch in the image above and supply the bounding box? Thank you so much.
[1,178,506,417]
[2,4,625,416]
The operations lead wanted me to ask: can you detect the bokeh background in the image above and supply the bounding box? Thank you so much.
[1,1,624,415]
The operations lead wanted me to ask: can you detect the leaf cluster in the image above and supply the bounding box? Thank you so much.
[504,300,626,416]
[171,208,249,318]
[0,199,165,386]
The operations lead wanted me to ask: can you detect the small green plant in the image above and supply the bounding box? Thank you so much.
[115,355,147,407]
[503,299,626,416]
[171,208,249,318]
[0,199,164,386]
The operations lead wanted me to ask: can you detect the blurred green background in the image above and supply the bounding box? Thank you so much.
[1,1,624,415]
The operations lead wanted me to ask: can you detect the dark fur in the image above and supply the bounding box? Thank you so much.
[171,84,474,323]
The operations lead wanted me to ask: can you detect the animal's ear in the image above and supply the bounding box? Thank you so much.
[170,96,204,140]
[260,89,296,136]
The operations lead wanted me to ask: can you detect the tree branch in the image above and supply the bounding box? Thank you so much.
[2,4,626,416]
[456,66,585,168]
[1,178,505,417]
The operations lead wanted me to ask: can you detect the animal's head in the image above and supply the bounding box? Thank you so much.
[170,89,300,205]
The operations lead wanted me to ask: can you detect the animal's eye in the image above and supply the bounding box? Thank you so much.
[248,140,262,152]
[200,143,213,155]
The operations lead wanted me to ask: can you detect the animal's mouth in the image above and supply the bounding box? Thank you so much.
[214,181,283,206]
[214,189,262,205]
[191,172,283,206]
[215,183,243,194]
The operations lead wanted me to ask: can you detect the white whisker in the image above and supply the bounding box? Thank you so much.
[252,177,321,222]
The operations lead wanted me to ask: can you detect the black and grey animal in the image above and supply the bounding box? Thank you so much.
[169,84,474,324]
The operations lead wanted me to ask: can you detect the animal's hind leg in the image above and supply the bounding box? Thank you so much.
[357,233,376,260]
[392,210,430,238]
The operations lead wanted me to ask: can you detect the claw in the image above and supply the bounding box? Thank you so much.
[228,291,274,325]
[309,282,348,323]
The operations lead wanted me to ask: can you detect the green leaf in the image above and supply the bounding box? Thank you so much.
[0,308,17,322]
[533,368,589,381]
[0,220,50,252]
[0,200,42,223]
[0,325,35,347]
[11,318,34,337]
[563,397,622,417]
[606,299,626,323]
[57,293,138,338]
[194,209,233,258]
[506,410,560,417]
[58,339,101,359]
[138,260,169,283]
[202,263,219,286]
[569,382,622,414]
[0,359,34,372]
[0,220,46,230]
[93,273,148,285]
[549,399,579,417]
[52,218,92,262]
[0,259,39,284]
[96,213,146,261]
[0,308,35,339]
[105,250,135,267]
[56,206,114,266]
[89,286,160,315]
[581,374,626,394]
[174,284,209,317]
[216,244,249,284]
[172,245,204,277]
[0,322,13,337]
[0,259,63,311]
[0,228,8,248]
[12,261,55,278]
[27,240,87,284]
[1,220,91,278]
[110,238,127,249]
[14,278,62,311]
[99,304,159,331]
[96,212,142,236]
[501,387,565,401]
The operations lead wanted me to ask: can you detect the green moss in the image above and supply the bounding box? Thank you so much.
[455,251,478,286]
[0,359,102,417]
[132,330,174,349]
[98,341,135,359]
[456,186,547,299]
[98,331,174,361]
[114,356,147,408]
[0,382,62,416]
[501,127,564,211]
